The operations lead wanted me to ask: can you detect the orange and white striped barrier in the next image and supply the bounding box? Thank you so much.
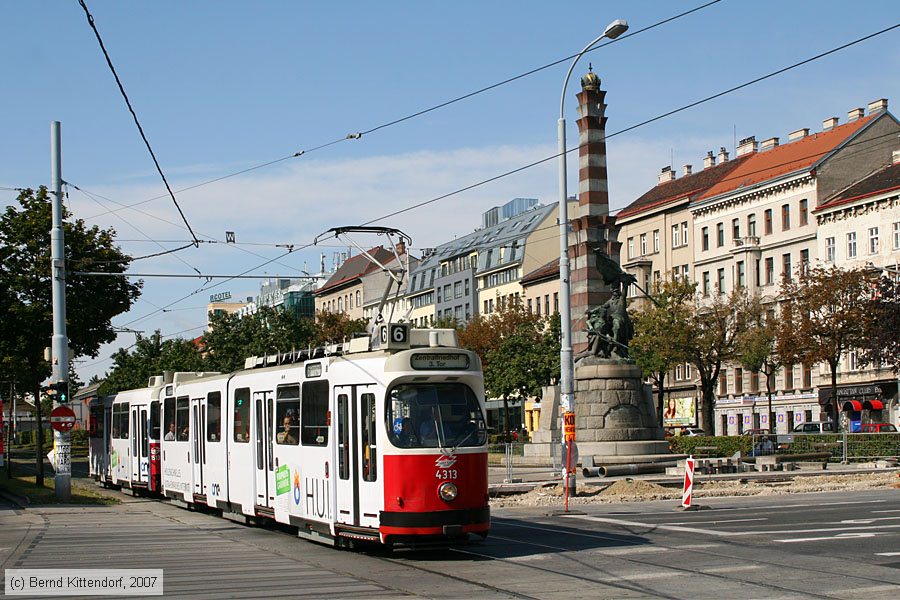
[682,456,695,508]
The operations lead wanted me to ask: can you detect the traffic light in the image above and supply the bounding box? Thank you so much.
[41,381,70,403]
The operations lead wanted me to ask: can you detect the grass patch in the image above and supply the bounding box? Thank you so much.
[0,474,119,506]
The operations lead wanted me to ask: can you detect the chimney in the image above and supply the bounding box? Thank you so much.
[717,146,729,163]
[736,136,758,156]
[683,164,693,176]
[867,98,888,114]
[658,166,675,184]
[703,150,716,169]
[847,107,864,122]
[760,137,780,151]
[788,128,809,142]
[822,117,839,130]
[395,240,406,255]
[893,149,900,165]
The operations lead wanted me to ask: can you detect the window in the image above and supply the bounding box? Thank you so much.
[112,402,130,439]
[233,387,251,443]
[464,278,470,296]
[765,257,774,285]
[454,281,462,299]
[387,383,486,450]
[826,237,836,262]
[356,290,360,307]
[527,298,533,313]
[802,363,812,388]
[784,365,794,390]
[702,227,709,251]
[747,214,757,237]
[163,398,174,442]
[764,209,773,235]
[717,268,726,295]
[348,293,353,309]
[545,295,550,315]
[337,296,343,311]
[361,392,377,481]
[782,253,792,282]
[734,368,743,394]
[848,350,860,371]
[675,364,684,381]
[275,385,300,446]
[653,229,660,253]
[716,223,725,247]
[554,292,559,313]
[702,271,710,296]
[207,392,222,442]
[176,396,189,441]
[750,371,759,393]
[672,225,680,248]
[681,222,688,246]
[847,232,857,258]
[640,233,647,256]
[301,380,329,446]
[337,394,349,479]
[781,204,790,230]
[627,237,634,259]
[799,199,808,226]
[869,227,879,254]
[465,303,471,319]
[148,400,159,441]
[894,222,900,250]
[736,261,745,289]
[719,372,727,395]
[800,249,810,274]
[755,259,761,287]
[732,218,740,240]
[681,265,689,280]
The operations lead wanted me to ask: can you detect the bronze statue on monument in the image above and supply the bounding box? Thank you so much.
[582,249,637,360]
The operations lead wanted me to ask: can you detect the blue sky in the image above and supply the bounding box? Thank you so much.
[2,1,899,382]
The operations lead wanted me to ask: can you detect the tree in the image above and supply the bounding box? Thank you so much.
[778,266,871,431]
[682,288,756,434]
[737,297,784,431]
[102,332,207,395]
[458,302,559,438]
[312,311,368,346]
[0,187,140,484]
[859,275,900,373]
[630,279,693,427]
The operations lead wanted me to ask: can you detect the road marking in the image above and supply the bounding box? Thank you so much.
[875,551,900,556]
[871,509,900,514]
[775,532,885,543]
[595,546,670,556]
[667,518,768,525]
[701,565,762,574]
[841,516,900,524]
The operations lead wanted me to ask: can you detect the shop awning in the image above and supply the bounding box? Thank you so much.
[863,399,885,410]
[841,400,862,411]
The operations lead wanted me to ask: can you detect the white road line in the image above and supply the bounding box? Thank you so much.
[875,551,900,556]
[595,546,670,556]
[701,565,762,574]
[775,532,885,543]
[671,543,723,549]
[667,518,768,525]
[871,509,900,514]
[841,516,900,524]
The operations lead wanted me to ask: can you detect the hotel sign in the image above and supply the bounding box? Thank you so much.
[210,291,232,303]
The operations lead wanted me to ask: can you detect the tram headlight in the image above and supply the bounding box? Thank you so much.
[438,482,458,502]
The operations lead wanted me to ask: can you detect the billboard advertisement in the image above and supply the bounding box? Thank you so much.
[663,396,696,426]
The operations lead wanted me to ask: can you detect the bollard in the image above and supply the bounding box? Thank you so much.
[682,456,695,509]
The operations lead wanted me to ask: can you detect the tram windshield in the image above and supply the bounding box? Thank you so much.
[386,383,486,449]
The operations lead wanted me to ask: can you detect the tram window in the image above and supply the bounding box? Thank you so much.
[150,401,160,440]
[163,398,176,441]
[90,406,104,438]
[112,403,129,440]
[233,387,251,443]
[386,383,486,449]
[207,392,222,442]
[276,385,300,446]
[301,380,329,446]
[337,394,349,480]
[361,393,377,481]
[141,415,148,458]
[176,396,189,441]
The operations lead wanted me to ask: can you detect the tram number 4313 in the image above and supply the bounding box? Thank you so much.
[435,469,458,480]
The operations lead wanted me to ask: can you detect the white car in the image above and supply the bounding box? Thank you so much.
[680,427,706,437]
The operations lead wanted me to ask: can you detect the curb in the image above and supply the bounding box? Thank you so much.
[0,487,30,509]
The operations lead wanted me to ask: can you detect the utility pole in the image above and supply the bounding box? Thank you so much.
[50,121,71,501]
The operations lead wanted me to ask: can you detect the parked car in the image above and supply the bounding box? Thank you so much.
[742,428,771,436]
[791,421,835,433]
[680,427,707,437]
[859,423,898,433]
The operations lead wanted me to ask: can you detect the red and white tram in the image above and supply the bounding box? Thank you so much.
[90,324,490,547]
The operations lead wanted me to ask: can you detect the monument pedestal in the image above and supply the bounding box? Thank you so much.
[572,358,670,461]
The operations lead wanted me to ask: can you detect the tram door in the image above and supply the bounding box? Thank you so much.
[253,391,275,508]
[191,398,206,496]
[104,405,113,479]
[135,406,149,485]
[130,405,140,482]
[334,384,381,529]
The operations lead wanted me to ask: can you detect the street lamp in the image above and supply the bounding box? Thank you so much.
[557,19,628,499]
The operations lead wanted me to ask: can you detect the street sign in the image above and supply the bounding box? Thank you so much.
[563,411,576,442]
[50,406,76,432]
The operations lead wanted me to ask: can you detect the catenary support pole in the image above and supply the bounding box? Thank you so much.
[51,121,71,501]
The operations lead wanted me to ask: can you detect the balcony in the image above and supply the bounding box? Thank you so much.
[730,236,761,256]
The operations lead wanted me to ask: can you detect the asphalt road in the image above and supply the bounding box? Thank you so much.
[1,484,898,599]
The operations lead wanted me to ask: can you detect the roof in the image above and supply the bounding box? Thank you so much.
[817,161,900,211]
[521,259,559,286]
[617,156,752,220]
[74,380,104,400]
[697,115,876,201]
[316,246,395,295]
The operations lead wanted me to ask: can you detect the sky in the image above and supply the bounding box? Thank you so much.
[2,0,899,384]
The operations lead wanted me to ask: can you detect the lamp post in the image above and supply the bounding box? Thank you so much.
[557,19,628,500]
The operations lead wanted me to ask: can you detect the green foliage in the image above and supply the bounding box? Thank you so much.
[785,433,900,461]
[311,311,368,346]
[669,435,753,457]
[102,331,207,394]
[859,275,900,373]
[71,428,89,445]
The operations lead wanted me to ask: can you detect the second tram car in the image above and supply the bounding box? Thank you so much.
[90,324,490,547]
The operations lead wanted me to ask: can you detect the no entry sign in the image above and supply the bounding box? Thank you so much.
[50,406,77,432]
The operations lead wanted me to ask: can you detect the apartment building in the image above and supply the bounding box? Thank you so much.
[315,246,396,320]
[617,98,900,434]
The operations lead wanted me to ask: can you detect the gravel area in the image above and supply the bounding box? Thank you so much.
[489,471,900,508]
